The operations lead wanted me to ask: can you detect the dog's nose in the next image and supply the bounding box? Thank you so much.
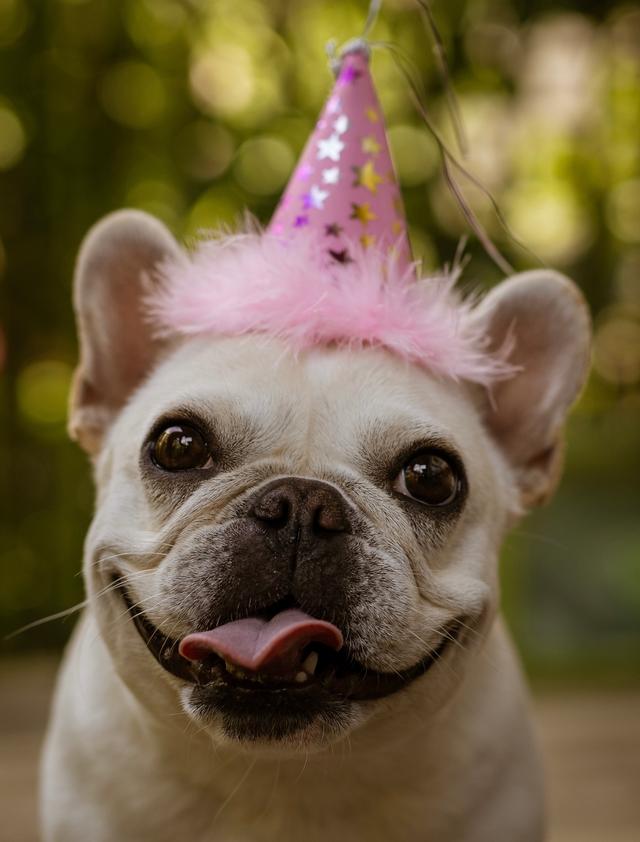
[251,478,351,538]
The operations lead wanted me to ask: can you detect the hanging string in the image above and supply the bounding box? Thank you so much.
[361,0,383,39]
[415,0,468,157]
[327,0,542,273]
[378,40,517,274]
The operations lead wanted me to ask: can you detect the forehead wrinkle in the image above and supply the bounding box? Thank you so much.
[356,415,463,471]
[365,416,460,450]
[208,390,305,458]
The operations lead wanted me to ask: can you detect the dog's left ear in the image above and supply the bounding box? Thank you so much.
[69,210,183,456]
[475,270,591,508]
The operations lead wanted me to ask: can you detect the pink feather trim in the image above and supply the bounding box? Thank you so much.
[148,232,516,386]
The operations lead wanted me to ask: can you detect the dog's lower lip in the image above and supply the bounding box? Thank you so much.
[114,578,463,701]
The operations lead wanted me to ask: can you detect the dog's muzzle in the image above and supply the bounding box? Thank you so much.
[112,476,467,738]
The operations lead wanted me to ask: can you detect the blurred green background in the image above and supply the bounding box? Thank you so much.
[0,0,639,681]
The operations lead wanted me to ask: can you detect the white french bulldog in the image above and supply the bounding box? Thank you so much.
[41,210,591,841]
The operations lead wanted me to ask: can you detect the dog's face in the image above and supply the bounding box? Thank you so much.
[70,211,590,750]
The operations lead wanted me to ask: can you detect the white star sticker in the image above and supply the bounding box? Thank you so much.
[322,167,340,184]
[317,133,344,162]
[309,184,329,209]
[333,114,349,135]
[327,96,341,114]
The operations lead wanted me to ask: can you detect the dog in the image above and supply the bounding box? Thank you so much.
[41,209,591,841]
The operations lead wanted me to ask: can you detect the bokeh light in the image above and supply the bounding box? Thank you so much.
[190,45,255,118]
[232,136,294,196]
[99,61,167,129]
[16,360,73,427]
[0,0,29,48]
[0,100,26,170]
[124,0,186,50]
[176,121,235,181]
[593,316,640,386]
[520,14,599,131]
[124,179,185,227]
[505,180,593,264]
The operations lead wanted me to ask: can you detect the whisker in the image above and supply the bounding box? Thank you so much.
[4,601,89,640]
[212,757,257,824]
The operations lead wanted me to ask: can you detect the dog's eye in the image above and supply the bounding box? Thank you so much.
[395,451,459,506]
[150,424,212,472]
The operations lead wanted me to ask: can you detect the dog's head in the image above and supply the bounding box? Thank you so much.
[69,211,590,749]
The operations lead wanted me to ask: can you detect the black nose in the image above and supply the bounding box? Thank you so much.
[251,478,351,538]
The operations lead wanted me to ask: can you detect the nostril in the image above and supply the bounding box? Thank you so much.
[313,503,349,535]
[253,493,291,529]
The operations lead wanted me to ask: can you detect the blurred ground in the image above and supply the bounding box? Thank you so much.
[1,658,638,842]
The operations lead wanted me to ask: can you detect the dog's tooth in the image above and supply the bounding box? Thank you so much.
[225,660,244,678]
[295,671,308,683]
[302,651,318,675]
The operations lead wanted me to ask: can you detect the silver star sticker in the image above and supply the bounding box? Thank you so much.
[333,114,349,135]
[317,133,344,162]
[309,184,329,209]
[322,167,340,184]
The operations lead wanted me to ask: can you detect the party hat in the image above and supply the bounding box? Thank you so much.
[268,43,412,270]
[150,41,516,387]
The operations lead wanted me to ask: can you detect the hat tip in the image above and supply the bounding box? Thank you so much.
[331,37,370,74]
[340,37,370,58]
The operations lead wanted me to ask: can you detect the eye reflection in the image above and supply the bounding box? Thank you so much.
[150,424,213,472]
[395,451,460,506]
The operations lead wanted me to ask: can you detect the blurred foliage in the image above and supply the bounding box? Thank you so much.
[0,0,639,680]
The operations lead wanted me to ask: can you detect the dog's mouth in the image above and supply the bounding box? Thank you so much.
[116,581,463,703]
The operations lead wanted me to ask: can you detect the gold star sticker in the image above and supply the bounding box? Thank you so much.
[352,160,384,194]
[350,202,377,225]
[361,135,381,155]
[360,233,375,249]
[392,219,404,235]
[365,106,379,123]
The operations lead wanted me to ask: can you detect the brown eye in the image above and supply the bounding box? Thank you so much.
[397,451,459,506]
[150,425,212,472]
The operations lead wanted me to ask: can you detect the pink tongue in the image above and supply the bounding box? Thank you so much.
[178,609,344,674]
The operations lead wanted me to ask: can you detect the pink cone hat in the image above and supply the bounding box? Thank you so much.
[149,42,516,387]
[268,43,412,271]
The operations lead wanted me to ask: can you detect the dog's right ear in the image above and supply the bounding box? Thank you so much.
[69,210,182,456]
